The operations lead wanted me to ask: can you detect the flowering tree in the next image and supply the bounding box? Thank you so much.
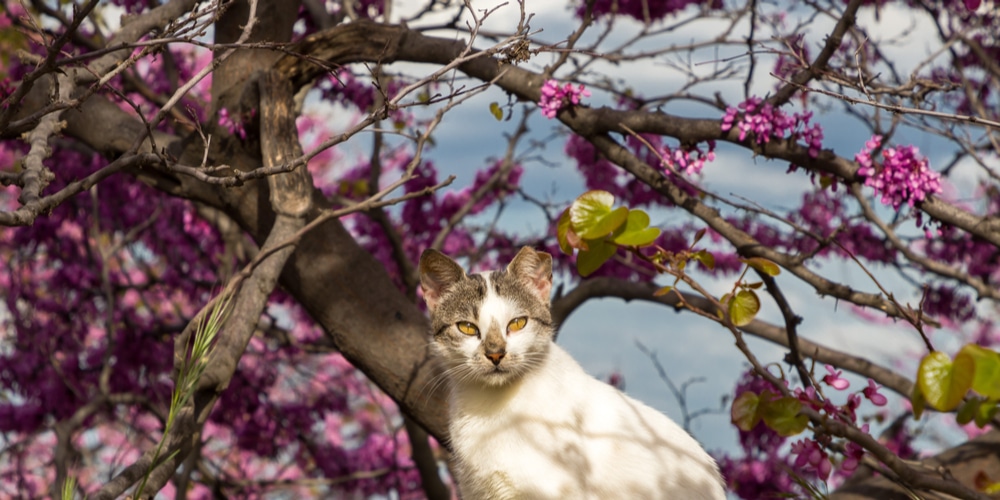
[1,0,999,498]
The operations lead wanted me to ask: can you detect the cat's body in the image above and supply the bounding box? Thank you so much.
[419,247,726,500]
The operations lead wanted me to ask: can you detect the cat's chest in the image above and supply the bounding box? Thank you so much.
[447,374,605,498]
[450,402,587,498]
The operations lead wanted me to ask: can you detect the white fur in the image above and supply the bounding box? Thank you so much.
[448,345,726,499]
[445,278,726,500]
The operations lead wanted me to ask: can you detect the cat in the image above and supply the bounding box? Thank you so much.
[419,246,727,500]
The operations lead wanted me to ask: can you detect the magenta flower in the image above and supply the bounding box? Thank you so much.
[660,140,716,175]
[791,439,832,480]
[855,134,942,211]
[822,364,850,390]
[539,79,591,119]
[720,96,824,162]
[862,379,887,406]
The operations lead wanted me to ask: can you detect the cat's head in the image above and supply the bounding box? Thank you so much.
[419,246,554,387]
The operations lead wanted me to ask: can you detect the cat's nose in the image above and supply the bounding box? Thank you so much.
[485,351,505,366]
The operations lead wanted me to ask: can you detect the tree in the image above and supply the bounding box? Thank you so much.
[1,0,998,498]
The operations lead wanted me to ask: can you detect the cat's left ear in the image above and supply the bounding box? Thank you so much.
[507,246,553,303]
[419,249,467,312]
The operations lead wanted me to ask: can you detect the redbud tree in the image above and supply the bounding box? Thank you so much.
[0,0,998,498]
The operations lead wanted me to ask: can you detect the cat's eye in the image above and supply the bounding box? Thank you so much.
[456,321,479,336]
[507,317,527,333]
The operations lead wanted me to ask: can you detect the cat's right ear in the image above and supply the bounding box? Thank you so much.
[507,246,553,303]
[419,249,466,312]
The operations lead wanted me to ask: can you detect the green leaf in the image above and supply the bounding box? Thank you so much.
[693,250,715,270]
[489,101,503,121]
[718,293,731,320]
[975,400,998,428]
[918,351,974,412]
[576,239,617,277]
[653,285,673,297]
[761,395,809,437]
[728,289,760,327]
[556,209,574,255]
[741,257,781,276]
[956,344,1000,399]
[570,190,629,239]
[957,398,979,425]
[612,210,661,246]
[731,391,762,432]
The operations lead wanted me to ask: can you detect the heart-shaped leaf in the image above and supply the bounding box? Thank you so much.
[570,190,629,239]
[731,391,762,432]
[612,209,661,246]
[918,351,974,412]
[761,395,808,437]
[576,239,617,277]
[741,257,781,276]
[956,344,1000,399]
[728,289,760,327]
[556,209,574,255]
[693,250,715,270]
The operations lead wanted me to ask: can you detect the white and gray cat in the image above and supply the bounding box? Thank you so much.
[419,246,726,500]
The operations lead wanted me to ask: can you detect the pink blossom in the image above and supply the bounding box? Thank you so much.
[791,439,832,480]
[822,364,850,390]
[660,140,716,175]
[539,79,591,119]
[855,134,942,211]
[720,96,824,163]
[843,393,862,423]
[862,379,887,406]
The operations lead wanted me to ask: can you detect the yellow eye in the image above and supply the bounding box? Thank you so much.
[456,321,479,336]
[507,317,527,333]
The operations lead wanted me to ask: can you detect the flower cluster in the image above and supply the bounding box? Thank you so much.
[785,367,887,482]
[721,96,824,159]
[660,140,716,175]
[855,134,942,211]
[539,79,591,119]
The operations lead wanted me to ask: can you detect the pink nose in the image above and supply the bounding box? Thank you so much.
[486,352,505,366]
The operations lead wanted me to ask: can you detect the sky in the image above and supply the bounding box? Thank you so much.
[301,0,991,459]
